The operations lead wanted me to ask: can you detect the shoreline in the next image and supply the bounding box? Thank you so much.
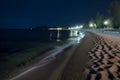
[7,40,76,80]
[1,41,68,80]
[61,32,120,80]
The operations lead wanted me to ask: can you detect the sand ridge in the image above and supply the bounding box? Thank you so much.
[61,32,120,80]
[84,32,120,80]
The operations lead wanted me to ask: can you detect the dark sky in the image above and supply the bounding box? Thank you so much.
[0,0,114,28]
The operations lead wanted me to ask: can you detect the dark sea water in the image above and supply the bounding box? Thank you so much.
[0,28,71,56]
[0,29,69,42]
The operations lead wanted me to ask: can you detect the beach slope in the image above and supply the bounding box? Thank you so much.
[61,32,120,80]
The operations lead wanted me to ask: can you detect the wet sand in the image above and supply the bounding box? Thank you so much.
[61,32,120,80]
[8,43,76,80]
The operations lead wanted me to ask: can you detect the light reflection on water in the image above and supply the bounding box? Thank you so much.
[56,30,61,42]
[76,32,85,43]
[68,32,85,44]
[49,29,85,43]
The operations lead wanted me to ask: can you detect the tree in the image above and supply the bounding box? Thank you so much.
[95,12,104,28]
[89,18,96,28]
[109,0,120,29]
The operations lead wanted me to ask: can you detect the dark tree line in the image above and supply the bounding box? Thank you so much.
[95,13,104,28]
[109,0,120,29]
[83,0,120,29]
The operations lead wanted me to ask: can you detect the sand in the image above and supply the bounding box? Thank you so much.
[60,32,120,80]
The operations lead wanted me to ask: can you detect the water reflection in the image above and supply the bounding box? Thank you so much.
[49,29,85,43]
[76,32,85,43]
[50,31,52,40]
[49,30,69,41]
[70,30,79,37]
[56,30,61,42]
[68,31,85,43]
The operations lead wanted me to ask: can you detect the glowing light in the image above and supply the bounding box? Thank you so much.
[89,23,96,28]
[57,28,62,30]
[49,28,54,30]
[75,25,83,29]
[104,20,109,25]
[89,23,94,27]
[80,25,83,28]
[76,26,79,29]
[68,25,83,30]
[49,28,63,30]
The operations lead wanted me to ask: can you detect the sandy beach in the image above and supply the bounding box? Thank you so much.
[60,32,120,80]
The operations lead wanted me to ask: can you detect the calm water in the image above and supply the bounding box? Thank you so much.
[0,29,69,42]
[0,28,79,56]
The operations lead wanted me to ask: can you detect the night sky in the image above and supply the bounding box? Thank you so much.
[0,0,114,28]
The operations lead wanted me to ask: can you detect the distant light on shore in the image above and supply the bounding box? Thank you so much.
[104,20,109,25]
[48,28,63,30]
[89,23,96,28]
[89,23,94,27]
[68,25,83,30]
[80,25,83,28]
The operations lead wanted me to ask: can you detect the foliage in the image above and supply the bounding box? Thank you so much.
[95,12,104,28]
[86,13,104,29]
[109,0,120,29]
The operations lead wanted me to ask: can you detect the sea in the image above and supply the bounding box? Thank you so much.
[0,28,80,57]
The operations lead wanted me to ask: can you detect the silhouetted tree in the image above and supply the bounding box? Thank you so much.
[95,12,104,28]
[109,0,120,29]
